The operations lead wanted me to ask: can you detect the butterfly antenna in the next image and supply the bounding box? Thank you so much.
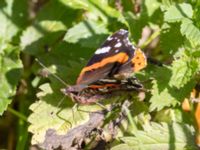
[35,58,69,87]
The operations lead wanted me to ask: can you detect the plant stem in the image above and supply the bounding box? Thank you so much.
[141,29,160,49]
[7,107,27,122]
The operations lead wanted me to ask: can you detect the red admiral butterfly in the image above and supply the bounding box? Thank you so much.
[61,29,147,104]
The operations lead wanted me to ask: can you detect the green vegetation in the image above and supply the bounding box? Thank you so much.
[0,0,200,149]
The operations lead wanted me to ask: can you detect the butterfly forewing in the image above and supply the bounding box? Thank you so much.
[77,29,137,85]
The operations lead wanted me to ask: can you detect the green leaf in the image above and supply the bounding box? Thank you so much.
[28,83,102,145]
[154,108,193,124]
[112,122,196,150]
[0,0,28,42]
[164,3,193,23]
[150,82,179,111]
[87,0,123,23]
[145,0,160,17]
[181,18,200,46]
[124,12,146,43]
[0,44,22,115]
[20,0,80,55]
[111,144,132,150]
[169,53,199,88]
[160,23,184,58]
[64,20,109,48]
[149,67,178,111]
[124,0,162,44]
[58,0,89,9]
[63,0,123,23]
[149,66,194,111]
[121,0,134,12]
[161,0,171,9]
[193,1,200,28]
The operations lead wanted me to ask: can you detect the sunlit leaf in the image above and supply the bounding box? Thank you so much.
[20,0,80,55]
[145,0,160,17]
[0,44,22,115]
[169,54,199,88]
[164,3,193,23]
[64,20,108,48]
[0,0,28,42]
[181,18,200,46]
[112,122,196,150]
[149,66,194,111]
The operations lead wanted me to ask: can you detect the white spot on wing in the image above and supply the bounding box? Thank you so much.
[125,37,136,49]
[114,42,122,48]
[95,46,111,54]
[107,36,113,41]
[115,49,119,53]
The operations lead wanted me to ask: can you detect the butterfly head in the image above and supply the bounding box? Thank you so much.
[61,84,87,95]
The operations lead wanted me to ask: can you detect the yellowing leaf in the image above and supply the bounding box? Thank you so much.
[28,83,102,144]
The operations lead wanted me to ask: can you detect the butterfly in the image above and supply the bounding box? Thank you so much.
[61,29,147,104]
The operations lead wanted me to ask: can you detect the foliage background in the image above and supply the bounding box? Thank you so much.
[0,0,200,149]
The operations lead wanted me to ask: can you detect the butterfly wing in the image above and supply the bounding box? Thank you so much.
[76,29,147,85]
[117,48,147,77]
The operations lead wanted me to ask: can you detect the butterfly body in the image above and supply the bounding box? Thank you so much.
[62,29,147,104]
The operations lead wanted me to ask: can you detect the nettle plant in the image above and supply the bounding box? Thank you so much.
[1,0,200,149]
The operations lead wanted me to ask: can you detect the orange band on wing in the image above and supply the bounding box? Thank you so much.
[77,52,129,84]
